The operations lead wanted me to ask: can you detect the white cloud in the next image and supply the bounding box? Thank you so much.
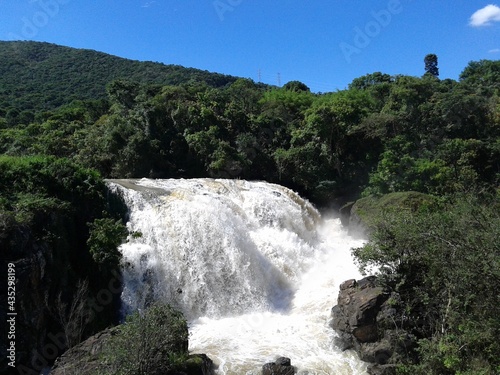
[469,4,500,27]
[489,48,500,53]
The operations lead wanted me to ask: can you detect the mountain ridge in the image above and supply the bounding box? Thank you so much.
[0,40,241,113]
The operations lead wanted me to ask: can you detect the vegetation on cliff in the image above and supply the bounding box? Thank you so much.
[353,195,500,374]
[0,155,127,372]
[49,303,212,375]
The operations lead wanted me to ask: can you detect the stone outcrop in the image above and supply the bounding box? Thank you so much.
[49,327,214,375]
[340,192,438,238]
[262,357,295,375]
[49,327,117,375]
[1,206,121,374]
[331,277,416,375]
[339,201,355,228]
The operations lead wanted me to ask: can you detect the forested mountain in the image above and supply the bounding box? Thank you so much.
[1,48,498,202]
[0,41,240,115]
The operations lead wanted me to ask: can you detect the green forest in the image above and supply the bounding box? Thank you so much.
[1,41,499,374]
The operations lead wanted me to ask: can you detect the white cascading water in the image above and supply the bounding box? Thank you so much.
[107,178,368,375]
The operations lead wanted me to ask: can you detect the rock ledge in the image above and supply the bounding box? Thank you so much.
[331,277,416,375]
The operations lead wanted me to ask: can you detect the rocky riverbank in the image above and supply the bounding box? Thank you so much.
[330,277,417,375]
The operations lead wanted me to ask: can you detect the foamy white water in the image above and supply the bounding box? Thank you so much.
[107,178,368,375]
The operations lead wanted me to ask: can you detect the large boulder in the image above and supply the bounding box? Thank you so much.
[49,327,215,375]
[331,277,416,375]
[331,277,388,346]
[49,327,117,375]
[181,354,215,375]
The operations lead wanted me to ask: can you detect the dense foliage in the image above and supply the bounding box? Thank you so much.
[1,155,104,264]
[353,195,500,374]
[0,154,127,277]
[1,42,498,203]
[0,155,128,372]
[101,303,190,375]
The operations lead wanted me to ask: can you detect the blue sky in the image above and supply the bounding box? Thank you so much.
[1,0,499,92]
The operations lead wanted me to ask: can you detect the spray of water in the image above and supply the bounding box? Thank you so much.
[107,178,368,375]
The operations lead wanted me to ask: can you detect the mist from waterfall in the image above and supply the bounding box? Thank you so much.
[108,178,368,375]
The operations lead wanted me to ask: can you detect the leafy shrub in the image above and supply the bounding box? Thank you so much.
[102,303,189,375]
[353,195,500,374]
[87,218,128,270]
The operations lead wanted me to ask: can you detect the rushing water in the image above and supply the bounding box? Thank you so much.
[107,178,368,375]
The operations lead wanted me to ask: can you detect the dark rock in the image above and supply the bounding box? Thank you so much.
[331,305,348,332]
[331,277,416,373]
[274,357,291,367]
[333,331,354,351]
[183,354,215,375]
[357,338,393,364]
[340,278,357,290]
[339,201,355,227]
[50,328,215,375]
[353,324,379,343]
[262,357,295,375]
[331,277,387,344]
[1,209,121,373]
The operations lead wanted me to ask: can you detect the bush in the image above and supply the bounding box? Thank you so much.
[102,303,189,375]
[353,194,500,374]
[87,218,128,270]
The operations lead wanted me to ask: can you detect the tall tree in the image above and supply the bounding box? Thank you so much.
[424,54,439,78]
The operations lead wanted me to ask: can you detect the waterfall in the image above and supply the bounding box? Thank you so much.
[107,178,368,375]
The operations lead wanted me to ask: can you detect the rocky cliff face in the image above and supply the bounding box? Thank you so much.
[1,223,64,375]
[331,277,417,375]
[1,215,120,375]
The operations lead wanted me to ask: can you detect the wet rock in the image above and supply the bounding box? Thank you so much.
[339,201,355,227]
[331,276,387,344]
[182,354,215,375]
[262,357,295,375]
[331,277,416,375]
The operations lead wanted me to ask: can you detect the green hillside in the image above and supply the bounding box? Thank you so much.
[0,41,239,114]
